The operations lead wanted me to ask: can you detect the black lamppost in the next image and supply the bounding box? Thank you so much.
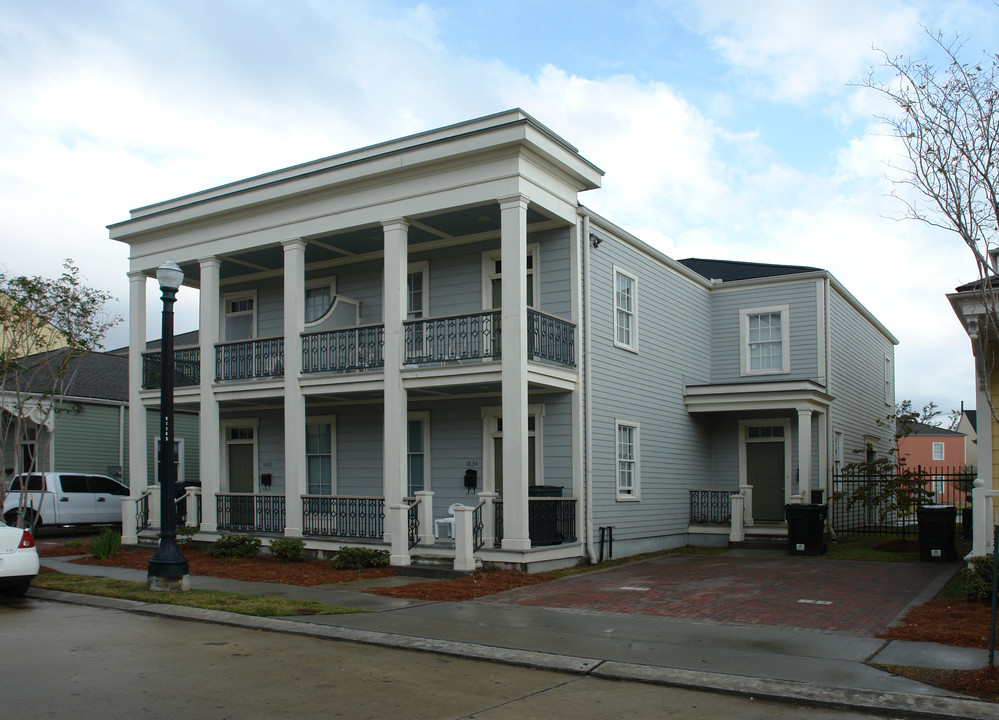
[147,259,190,591]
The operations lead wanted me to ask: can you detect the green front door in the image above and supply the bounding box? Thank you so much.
[228,444,254,493]
[747,441,785,521]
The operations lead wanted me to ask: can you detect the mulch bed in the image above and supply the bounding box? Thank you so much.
[880,597,995,649]
[71,547,397,586]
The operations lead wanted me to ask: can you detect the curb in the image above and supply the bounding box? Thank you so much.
[28,588,996,720]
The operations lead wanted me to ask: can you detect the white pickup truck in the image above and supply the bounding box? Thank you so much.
[3,472,129,529]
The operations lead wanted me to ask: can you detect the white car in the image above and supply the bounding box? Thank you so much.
[0,519,39,597]
[3,472,129,529]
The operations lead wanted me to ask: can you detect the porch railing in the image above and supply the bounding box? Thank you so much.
[216,338,284,381]
[689,490,736,524]
[302,325,384,373]
[216,494,286,533]
[136,492,150,532]
[407,498,421,549]
[302,496,384,539]
[492,497,577,547]
[141,347,201,389]
[527,309,575,366]
[472,500,485,551]
[404,310,500,364]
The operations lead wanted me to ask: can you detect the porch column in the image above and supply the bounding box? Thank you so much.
[796,409,812,502]
[382,220,410,563]
[500,195,531,551]
[198,257,221,533]
[124,271,147,544]
[282,239,306,538]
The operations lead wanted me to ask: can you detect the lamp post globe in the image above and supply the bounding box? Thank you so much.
[147,259,190,591]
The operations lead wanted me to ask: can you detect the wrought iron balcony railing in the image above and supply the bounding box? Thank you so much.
[527,309,575,366]
[404,310,500,363]
[216,337,284,381]
[302,325,384,373]
[141,347,201,389]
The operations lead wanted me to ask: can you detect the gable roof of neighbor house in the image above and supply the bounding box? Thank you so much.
[899,420,965,437]
[4,348,127,402]
[963,409,977,432]
[108,330,200,356]
[678,258,823,283]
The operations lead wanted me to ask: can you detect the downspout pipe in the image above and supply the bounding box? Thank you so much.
[582,213,596,563]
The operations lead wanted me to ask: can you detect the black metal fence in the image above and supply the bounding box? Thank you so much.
[217,494,286,533]
[492,498,577,547]
[831,466,976,539]
[689,490,735,524]
[302,496,384,539]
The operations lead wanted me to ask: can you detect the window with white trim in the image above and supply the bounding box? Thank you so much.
[613,267,638,351]
[739,305,789,375]
[616,421,640,500]
[305,279,335,324]
[222,293,256,341]
[407,262,429,320]
[482,245,538,310]
[306,419,335,495]
[407,412,430,496]
[154,438,185,486]
[931,442,945,461]
[833,430,844,475]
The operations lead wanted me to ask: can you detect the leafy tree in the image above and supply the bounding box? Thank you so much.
[0,261,120,529]
[837,402,937,531]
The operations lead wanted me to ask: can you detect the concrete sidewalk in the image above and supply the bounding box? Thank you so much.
[34,553,995,720]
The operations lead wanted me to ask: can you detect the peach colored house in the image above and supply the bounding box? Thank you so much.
[896,421,970,504]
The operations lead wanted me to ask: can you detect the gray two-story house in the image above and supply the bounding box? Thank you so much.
[109,110,896,571]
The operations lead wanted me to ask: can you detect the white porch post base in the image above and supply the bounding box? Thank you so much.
[501,537,531,551]
[121,497,138,545]
[453,505,476,572]
[389,504,411,566]
[969,480,997,559]
[740,484,754,527]
[185,489,200,528]
[730,494,745,543]
[416,491,435,545]
[147,485,162,530]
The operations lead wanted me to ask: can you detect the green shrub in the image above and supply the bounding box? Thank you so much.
[207,534,262,560]
[333,546,390,570]
[89,527,121,559]
[269,537,306,563]
[176,525,198,549]
[961,554,997,602]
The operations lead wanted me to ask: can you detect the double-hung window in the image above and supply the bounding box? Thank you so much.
[613,267,638,351]
[616,420,640,500]
[407,412,430,496]
[223,294,255,341]
[931,442,945,462]
[740,305,789,375]
[305,420,335,495]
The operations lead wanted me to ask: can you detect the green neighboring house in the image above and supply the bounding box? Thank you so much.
[1,346,199,489]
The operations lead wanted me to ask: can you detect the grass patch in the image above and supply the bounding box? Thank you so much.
[31,571,367,617]
[547,545,726,578]
[824,533,972,562]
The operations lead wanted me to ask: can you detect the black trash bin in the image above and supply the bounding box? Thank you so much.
[528,485,564,546]
[785,503,828,556]
[917,505,957,561]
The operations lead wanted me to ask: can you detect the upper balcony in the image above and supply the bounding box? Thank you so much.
[141,308,575,388]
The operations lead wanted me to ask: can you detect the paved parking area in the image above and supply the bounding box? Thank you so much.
[485,552,958,636]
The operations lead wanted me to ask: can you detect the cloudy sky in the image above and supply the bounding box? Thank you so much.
[2,0,997,417]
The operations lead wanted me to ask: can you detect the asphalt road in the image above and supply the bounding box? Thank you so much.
[1,597,899,719]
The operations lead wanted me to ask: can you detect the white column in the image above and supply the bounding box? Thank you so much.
[198,258,221,533]
[500,195,530,551]
[126,271,148,543]
[382,220,409,563]
[797,409,812,502]
[817,410,828,504]
[453,505,476,571]
[282,239,306,538]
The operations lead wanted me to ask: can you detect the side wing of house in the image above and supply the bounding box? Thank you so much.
[827,284,897,472]
[585,219,713,554]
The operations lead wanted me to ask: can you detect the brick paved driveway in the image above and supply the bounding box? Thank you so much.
[484,554,958,636]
